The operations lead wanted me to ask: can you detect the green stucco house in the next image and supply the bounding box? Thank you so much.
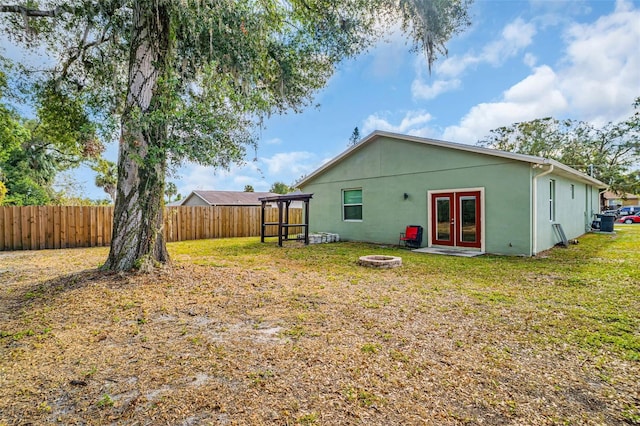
[298,131,607,256]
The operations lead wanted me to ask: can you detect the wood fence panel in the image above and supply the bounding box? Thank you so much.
[0,208,8,250]
[37,206,45,249]
[66,207,74,249]
[231,207,238,237]
[24,206,31,249]
[44,206,52,249]
[0,208,4,250]
[0,207,6,250]
[96,207,104,247]
[0,205,304,251]
[214,206,221,238]
[202,207,210,239]
[106,207,113,245]
[74,206,81,248]
[163,207,171,242]
[76,207,84,248]
[81,206,87,246]
[87,207,95,247]
[20,206,29,250]
[190,207,197,240]
[184,207,191,241]
[67,207,75,248]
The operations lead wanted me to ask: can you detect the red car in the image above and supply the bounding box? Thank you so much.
[617,214,640,224]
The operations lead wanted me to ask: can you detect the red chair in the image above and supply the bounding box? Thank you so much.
[399,225,423,249]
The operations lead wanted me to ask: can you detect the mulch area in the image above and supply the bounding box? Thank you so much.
[0,245,637,425]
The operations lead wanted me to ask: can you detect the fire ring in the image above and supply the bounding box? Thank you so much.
[358,255,402,269]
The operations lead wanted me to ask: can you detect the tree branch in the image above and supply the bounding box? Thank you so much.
[0,5,63,17]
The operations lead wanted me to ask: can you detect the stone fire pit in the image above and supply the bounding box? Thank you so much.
[357,255,402,269]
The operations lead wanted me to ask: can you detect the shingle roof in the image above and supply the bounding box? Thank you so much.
[185,190,280,206]
[602,191,639,200]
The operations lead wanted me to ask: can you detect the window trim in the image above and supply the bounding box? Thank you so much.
[549,179,556,222]
[342,188,363,222]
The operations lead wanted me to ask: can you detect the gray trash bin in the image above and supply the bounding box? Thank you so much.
[597,214,615,232]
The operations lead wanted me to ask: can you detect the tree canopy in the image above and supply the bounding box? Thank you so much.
[1,0,472,270]
[269,181,294,194]
[1,68,105,205]
[348,126,360,146]
[478,98,640,195]
[91,158,117,202]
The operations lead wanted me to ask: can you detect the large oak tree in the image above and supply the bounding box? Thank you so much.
[1,0,472,270]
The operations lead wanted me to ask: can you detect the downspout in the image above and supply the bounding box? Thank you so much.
[531,163,554,256]
[598,189,607,213]
[588,188,607,231]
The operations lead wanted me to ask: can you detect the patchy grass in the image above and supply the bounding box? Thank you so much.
[0,226,638,425]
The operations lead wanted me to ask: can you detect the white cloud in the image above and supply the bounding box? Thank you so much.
[503,65,566,106]
[523,52,538,67]
[362,110,435,137]
[411,78,461,100]
[412,17,537,100]
[261,151,316,175]
[557,0,640,124]
[441,0,640,144]
[436,55,479,79]
[442,66,568,144]
[178,162,261,194]
[445,17,536,75]
[368,34,408,79]
[488,18,537,64]
[264,137,282,145]
[176,151,320,195]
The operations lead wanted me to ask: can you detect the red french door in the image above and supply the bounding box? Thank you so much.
[431,191,481,249]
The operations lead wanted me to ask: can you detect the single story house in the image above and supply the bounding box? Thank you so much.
[178,190,281,207]
[602,191,639,209]
[178,190,305,209]
[298,131,607,256]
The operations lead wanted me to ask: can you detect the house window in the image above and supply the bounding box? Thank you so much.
[343,189,362,221]
[571,184,575,200]
[549,179,556,221]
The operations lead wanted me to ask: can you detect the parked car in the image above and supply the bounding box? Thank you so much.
[618,206,640,217]
[617,214,640,224]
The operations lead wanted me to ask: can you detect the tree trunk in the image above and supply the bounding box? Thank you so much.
[104,1,171,271]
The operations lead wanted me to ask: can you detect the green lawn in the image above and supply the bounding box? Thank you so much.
[0,225,638,425]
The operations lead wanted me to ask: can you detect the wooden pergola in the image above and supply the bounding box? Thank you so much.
[259,193,313,246]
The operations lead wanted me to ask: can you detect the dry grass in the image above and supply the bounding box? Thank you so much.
[0,226,639,425]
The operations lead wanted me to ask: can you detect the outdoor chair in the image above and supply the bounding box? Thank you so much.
[399,225,423,249]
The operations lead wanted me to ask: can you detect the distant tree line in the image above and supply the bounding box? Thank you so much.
[479,97,640,196]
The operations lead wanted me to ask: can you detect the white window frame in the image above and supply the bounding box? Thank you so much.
[549,179,556,222]
[342,188,363,222]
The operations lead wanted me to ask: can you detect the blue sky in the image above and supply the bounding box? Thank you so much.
[7,0,640,200]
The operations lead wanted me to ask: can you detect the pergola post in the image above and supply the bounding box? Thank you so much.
[277,200,284,247]
[304,198,310,245]
[258,193,313,246]
[260,200,266,243]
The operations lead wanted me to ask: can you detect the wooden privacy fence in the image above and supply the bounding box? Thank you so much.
[0,206,303,251]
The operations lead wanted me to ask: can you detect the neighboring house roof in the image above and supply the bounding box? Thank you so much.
[602,191,639,201]
[298,130,607,189]
[181,190,280,206]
